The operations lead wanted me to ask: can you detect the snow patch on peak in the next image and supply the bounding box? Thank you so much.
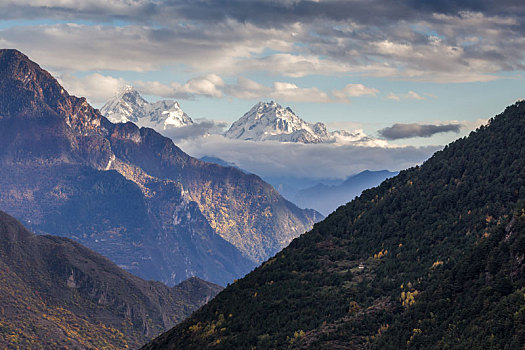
[101,86,193,130]
[119,85,135,94]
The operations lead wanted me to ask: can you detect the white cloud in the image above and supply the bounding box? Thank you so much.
[459,118,489,131]
[406,91,425,100]
[269,82,332,103]
[56,72,379,105]
[226,78,377,103]
[340,84,379,97]
[224,77,271,100]
[229,78,333,103]
[57,73,126,104]
[236,53,353,78]
[374,40,414,57]
[386,91,425,101]
[0,22,297,73]
[160,119,229,140]
[0,4,523,83]
[176,135,440,180]
[332,83,379,102]
[433,11,518,27]
[129,76,377,103]
[134,74,225,99]
[132,76,332,102]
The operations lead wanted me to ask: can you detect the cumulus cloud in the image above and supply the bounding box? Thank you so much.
[54,72,225,105]
[57,73,126,104]
[333,84,379,102]
[236,53,353,78]
[386,91,426,101]
[176,135,440,179]
[268,82,332,103]
[160,120,229,140]
[134,75,225,99]
[379,123,462,140]
[57,71,378,105]
[460,118,489,132]
[225,78,378,103]
[0,21,296,73]
[225,78,333,102]
[0,2,523,82]
[128,76,377,103]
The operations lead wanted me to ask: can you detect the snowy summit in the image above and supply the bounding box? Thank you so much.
[224,101,379,145]
[100,86,193,130]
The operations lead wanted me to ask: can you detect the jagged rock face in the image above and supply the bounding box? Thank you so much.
[0,49,319,285]
[101,86,194,129]
[0,50,106,135]
[0,211,222,349]
[223,101,375,144]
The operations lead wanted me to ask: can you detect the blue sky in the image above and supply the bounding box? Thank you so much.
[1,0,524,178]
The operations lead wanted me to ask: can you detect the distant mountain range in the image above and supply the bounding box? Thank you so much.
[293,170,398,215]
[0,210,221,349]
[143,101,525,349]
[101,85,194,129]
[100,95,380,146]
[199,156,328,198]
[223,101,382,145]
[199,156,396,216]
[248,175,343,201]
[0,49,320,287]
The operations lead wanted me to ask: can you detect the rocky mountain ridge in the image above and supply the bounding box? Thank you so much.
[0,210,221,349]
[0,49,319,286]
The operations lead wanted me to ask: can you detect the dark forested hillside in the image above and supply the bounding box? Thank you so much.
[142,101,525,349]
[0,211,222,349]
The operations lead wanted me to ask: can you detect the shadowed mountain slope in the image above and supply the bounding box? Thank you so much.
[0,211,222,349]
[0,49,320,285]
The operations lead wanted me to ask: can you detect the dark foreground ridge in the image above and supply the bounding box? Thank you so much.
[143,101,525,349]
[0,210,222,349]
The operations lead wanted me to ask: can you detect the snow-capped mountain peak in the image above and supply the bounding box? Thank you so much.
[224,101,329,143]
[101,86,193,130]
[224,101,387,146]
